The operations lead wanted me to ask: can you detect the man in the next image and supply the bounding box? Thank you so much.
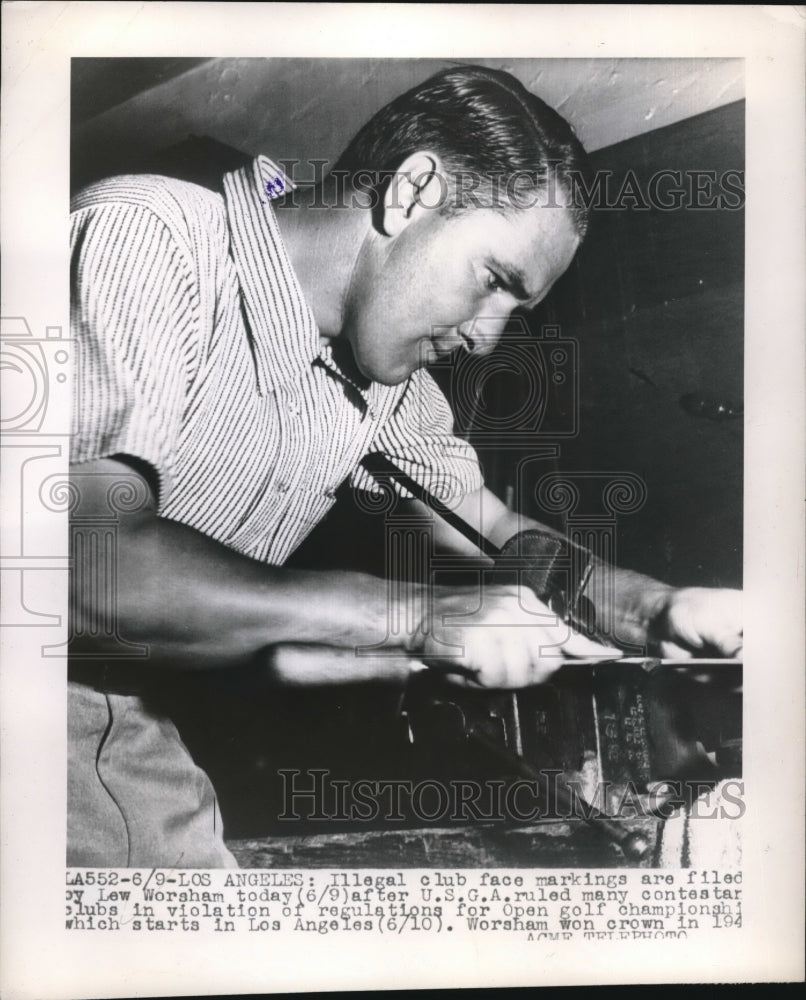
[68,65,742,867]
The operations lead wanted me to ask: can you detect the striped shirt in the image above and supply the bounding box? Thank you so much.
[70,155,483,565]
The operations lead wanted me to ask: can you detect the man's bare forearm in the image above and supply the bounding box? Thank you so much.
[91,520,404,666]
[70,458,406,671]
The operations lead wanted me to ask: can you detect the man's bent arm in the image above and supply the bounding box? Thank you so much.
[70,459,616,684]
[70,457,409,674]
[407,485,742,657]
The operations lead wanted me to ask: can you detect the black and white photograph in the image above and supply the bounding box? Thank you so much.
[1,3,803,995]
[66,52,746,872]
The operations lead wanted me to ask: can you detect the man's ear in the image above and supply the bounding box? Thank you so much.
[381,151,444,236]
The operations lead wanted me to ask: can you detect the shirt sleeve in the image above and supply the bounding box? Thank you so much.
[352,368,484,503]
[70,199,200,504]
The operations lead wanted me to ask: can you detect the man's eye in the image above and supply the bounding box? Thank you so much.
[485,270,505,293]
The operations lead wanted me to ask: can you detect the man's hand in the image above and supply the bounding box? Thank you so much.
[650,587,743,659]
[407,583,621,688]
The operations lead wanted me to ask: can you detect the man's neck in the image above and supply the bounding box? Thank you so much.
[273,177,368,341]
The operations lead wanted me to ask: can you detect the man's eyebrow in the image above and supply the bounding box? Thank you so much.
[489,258,534,302]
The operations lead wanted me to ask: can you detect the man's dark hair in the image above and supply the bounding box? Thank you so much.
[333,64,592,237]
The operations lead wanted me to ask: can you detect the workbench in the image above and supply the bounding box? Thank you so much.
[227,817,662,869]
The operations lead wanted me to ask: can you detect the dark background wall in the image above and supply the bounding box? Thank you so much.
[517,101,744,588]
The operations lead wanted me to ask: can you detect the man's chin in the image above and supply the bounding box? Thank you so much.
[355,355,419,387]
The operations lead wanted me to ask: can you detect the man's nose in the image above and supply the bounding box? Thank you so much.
[461,314,509,356]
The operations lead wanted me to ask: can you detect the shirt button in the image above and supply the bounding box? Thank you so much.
[288,401,300,416]
[367,406,377,421]
[276,482,289,493]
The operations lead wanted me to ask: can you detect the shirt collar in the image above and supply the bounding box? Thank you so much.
[223,155,400,414]
[223,155,320,395]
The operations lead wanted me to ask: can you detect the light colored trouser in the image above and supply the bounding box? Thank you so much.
[68,680,238,868]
